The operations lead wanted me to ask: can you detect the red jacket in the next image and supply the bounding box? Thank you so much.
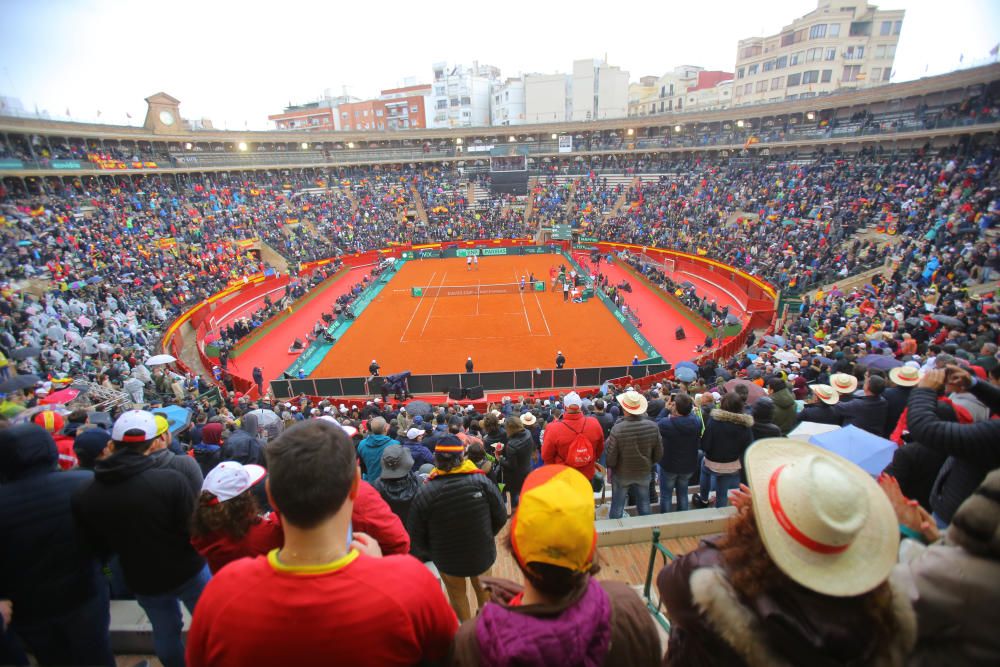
[192,513,283,574]
[54,433,78,471]
[541,410,605,479]
[353,480,410,556]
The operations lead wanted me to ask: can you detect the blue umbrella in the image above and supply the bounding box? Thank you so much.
[152,405,192,435]
[675,367,697,382]
[809,425,896,476]
[763,334,787,347]
[675,361,698,372]
[858,354,903,371]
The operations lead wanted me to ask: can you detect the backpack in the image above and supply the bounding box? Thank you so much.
[563,419,594,469]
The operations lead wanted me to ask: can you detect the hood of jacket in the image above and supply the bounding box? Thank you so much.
[201,422,223,445]
[663,412,702,436]
[690,566,915,667]
[93,447,159,484]
[359,434,394,450]
[770,388,796,410]
[239,413,259,437]
[377,474,420,501]
[223,430,265,466]
[0,423,57,481]
[709,409,754,428]
[475,577,612,667]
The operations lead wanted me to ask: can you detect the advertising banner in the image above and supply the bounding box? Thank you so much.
[558,136,573,153]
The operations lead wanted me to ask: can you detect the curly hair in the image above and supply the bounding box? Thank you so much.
[718,505,900,646]
[191,490,261,540]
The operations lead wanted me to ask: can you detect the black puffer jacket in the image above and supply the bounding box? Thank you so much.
[907,383,1000,524]
[499,430,534,494]
[0,425,105,625]
[407,468,506,577]
[656,412,702,474]
[701,410,754,465]
[372,473,421,530]
[72,448,205,595]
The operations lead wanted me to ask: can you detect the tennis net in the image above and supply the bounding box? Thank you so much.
[411,282,545,297]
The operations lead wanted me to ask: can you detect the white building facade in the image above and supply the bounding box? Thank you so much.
[428,62,501,128]
[733,0,904,106]
[524,73,571,124]
[571,58,629,121]
[491,78,525,126]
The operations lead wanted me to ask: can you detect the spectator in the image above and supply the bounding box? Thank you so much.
[371,444,420,531]
[448,465,661,666]
[765,379,797,435]
[834,375,889,436]
[149,414,203,498]
[750,397,783,440]
[907,366,1000,525]
[656,393,701,513]
[73,427,112,470]
[891,469,1000,665]
[73,410,210,667]
[356,416,397,482]
[693,393,753,508]
[399,426,434,469]
[186,420,457,667]
[799,384,840,424]
[497,414,533,510]
[659,438,915,665]
[193,422,224,477]
[0,424,114,667]
[885,364,920,435]
[190,461,279,574]
[541,391,604,480]
[606,390,663,519]
[221,412,265,466]
[407,435,506,622]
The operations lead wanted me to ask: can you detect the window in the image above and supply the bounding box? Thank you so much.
[748,64,759,75]
[893,20,902,34]
[340,111,347,117]
[849,21,871,36]
[844,46,864,60]
[875,45,885,58]
[880,20,892,35]
[375,110,383,117]
[744,83,754,94]
[842,65,862,82]
[790,51,802,65]
[763,60,774,71]
[886,45,896,58]
[775,55,787,69]
[780,31,795,47]
[871,67,882,81]
[436,100,447,110]
[826,47,837,61]
[787,73,802,87]
[821,69,833,82]
[809,24,827,39]
[883,68,892,81]
[829,23,841,37]
[411,105,419,112]
[807,47,823,61]
[756,81,768,92]
[461,96,471,105]
[803,70,820,84]
[771,76,783,90]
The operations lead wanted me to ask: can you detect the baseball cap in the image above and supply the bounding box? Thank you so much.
[202,461,267,503]
[380,444,414,480]
[405,427,424,440]
[511,465,596,573]
[563,391,582,409]
[112,410,158,443]
[318,415,358,438]
[154,414,170,437]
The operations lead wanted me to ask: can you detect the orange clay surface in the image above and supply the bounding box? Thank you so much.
[311,255,645,376]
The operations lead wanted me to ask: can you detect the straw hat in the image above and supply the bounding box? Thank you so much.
[745,438,898,597]
[616,390,648,415]
[829,373,858,394]
[810,384,839,405]
[888,365,920,387]
[520,412,537,426]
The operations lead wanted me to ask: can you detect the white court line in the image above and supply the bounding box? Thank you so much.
[528,267,553,336]
[476,278,481,316]
[417,271,448,338]
[399,271,436,343]
[513,271,532,334]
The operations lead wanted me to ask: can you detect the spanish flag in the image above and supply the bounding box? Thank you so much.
[744,136,759,150]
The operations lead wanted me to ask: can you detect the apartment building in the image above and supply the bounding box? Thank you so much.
[733,0,904,106]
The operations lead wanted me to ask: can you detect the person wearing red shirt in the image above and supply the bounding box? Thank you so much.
[541,392,605,480]
[187,420,456,667]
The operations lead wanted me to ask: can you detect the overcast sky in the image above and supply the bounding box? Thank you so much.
[1,0,997,129]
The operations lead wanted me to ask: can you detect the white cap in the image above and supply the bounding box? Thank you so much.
[323,406,332,413]
[202,461,266,503]
[310,408,320,415]
[406,427,424,440]
[399,406,406,412]
[563,391,582,409]
[318,415,358,437]
[339,406,348,414]
[112,410,158,443]
[711,392,721,402]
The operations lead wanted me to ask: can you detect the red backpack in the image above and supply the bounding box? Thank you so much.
[563,419,594,469]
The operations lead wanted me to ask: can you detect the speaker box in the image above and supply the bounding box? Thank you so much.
[448,387,465,401]
[466,385,485,400]
[675,326,686,340]
[704,337,714,348]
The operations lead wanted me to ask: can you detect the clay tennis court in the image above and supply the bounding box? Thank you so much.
[310,255,645,377]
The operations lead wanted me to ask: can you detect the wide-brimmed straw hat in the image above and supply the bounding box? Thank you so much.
[616,390,648,415]
[745,438,898,597]
[829,373,858,394]
[888,365,920,387]
[810,384,840,405]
